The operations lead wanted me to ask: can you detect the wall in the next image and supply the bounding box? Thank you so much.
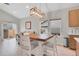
[0,9,20,40]
[48,9,69,46]
[0,9,19,22]
[48,7,79,46]
[49,20,61,34]
[0,24,1,41]
[68,27,79,35]
[20,16,41,34]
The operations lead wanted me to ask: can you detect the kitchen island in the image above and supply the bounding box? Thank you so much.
[74,38,79,56]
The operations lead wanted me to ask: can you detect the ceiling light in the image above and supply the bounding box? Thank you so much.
[30,6,45,18]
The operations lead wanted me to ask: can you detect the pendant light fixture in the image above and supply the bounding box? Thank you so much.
[30,5,45,18]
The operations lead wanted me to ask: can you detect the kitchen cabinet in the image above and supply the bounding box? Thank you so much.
[4,29,16,38]
[69,9,79,27]
[74,38,79,56]
[76,41,79,56]
[68,35,79,50]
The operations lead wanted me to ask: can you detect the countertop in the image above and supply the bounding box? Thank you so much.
[74,38,79,43]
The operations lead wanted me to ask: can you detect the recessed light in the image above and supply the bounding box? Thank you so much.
[26,6,29,9]
[13,11,17,14]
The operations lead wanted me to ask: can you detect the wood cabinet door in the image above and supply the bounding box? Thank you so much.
[77,10,79,26]
[4,30,8,38]
[69,35,76,50]
[69,9,79,27]
[76,42,79,56]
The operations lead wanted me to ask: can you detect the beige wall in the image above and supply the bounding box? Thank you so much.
[20,16,41,34]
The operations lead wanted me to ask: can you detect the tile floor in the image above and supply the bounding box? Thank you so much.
[0,38,76,56]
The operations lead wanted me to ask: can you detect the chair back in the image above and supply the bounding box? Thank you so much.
[45,35,59,56]
[20,35,31,50]
[47,35,58,45]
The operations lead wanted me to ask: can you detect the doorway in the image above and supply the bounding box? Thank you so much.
[1,23,17,39]
[48,19,62,45]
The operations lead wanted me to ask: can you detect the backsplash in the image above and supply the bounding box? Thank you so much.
[68,27,79,35]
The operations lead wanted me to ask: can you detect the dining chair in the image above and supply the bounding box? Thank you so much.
[19,35,41,56]
[43,35,58,56]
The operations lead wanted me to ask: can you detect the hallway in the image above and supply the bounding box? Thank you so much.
[0,38,18,56]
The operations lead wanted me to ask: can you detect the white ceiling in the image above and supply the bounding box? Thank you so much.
[0,3,79,19]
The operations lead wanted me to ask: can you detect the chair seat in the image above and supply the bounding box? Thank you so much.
[31,41,39,49]
[20,41,38,50]
[44,42,54,47]
[43,42,57,51]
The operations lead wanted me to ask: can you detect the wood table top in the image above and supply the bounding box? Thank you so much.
[30,34,55,42]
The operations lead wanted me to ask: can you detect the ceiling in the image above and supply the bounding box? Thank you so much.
[0,3,79,19]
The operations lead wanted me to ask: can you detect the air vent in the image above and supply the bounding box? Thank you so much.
[4,3,10,5]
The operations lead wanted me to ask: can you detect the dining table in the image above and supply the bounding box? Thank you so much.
[29,33,56,55]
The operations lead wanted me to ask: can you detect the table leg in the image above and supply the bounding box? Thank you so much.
[38,41,44,56]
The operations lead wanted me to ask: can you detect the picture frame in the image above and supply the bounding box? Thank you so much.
[25,21,31,29]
